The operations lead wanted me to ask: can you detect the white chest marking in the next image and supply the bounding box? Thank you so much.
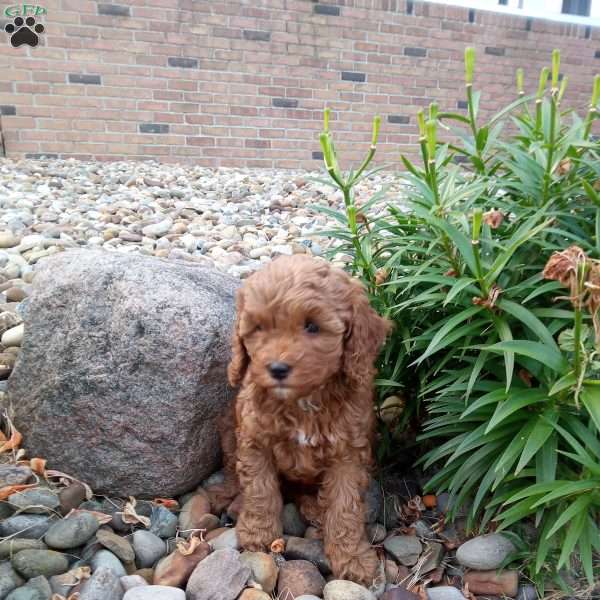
[296,429,318,447]
[298,396,321,412]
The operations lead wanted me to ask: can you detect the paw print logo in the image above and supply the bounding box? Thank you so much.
[5,16,44,48]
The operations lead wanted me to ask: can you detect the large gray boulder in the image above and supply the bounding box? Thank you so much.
[7,249,238,497]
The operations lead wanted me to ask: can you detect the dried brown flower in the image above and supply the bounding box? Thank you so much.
[585,263,600,340]
[483,209,504,229]
[518,369,533,387]
[543,245,587,307]
[375,268,389,286]
[473,284,502,309]
[555,158,572,176]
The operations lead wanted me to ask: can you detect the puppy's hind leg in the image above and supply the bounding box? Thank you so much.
[205,408,240,514]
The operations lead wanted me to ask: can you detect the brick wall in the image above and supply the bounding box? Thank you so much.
[0,0,598,168]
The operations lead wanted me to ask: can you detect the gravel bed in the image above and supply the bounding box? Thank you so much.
[0,158,404,281]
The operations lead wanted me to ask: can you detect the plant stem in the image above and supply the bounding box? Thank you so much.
[574,304,583,379]
[466,84,484,172]
[343,186,374,281]
[542,93,557,204]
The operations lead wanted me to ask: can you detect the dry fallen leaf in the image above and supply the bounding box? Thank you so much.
[270,538,285,553]
[29,458,47,476]
[0,428,22,453]
[176,535,204,556]
[422,494,437,509]
[153,497,179,510]
[68,508,113,526]
[462,582,477,600]
[119,496,151,528]
[0,483,37,501]
[45,470,93,500]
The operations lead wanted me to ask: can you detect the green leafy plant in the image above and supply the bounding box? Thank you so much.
[315,48,600,593]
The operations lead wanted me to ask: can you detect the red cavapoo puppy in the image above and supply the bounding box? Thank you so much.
[208,254,390,585]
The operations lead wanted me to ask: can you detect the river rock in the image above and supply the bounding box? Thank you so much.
[123,585,185,599]
[283,536,330,574]
[91,550,127,577]
[238,590,270,600]
[0,465,32,487]
[381,588,419,600]
[96,529,135,563]
[121,574,148,591]
[11,549,69,579]
[427,587,467,600]
[44,512,99,549]
[282,503,306,537]
[6,574,52,600]
[277,560,325,599]
[79,566,123,600]
[383,536,422,566]
[456,534,516,570]
[0,562,24,598]
[0,541,47,561]
[186,548,250,600]
[7,249,238,497]
[208,528,239,551]
[178,492,212,534]
[8,489,60,514]
[1,324,23,347]
[153,540,210,588]
[132,531,166,569]
[0,516,54,540]
[239,552,278,594]
[149,506,177,539]
[464,569,519,597]
[323,580,376,600]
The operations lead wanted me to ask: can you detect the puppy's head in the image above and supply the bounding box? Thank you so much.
[228,255,390,400]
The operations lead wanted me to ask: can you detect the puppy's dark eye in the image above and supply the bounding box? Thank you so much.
[254,325,262,332]
[304,321,319,334]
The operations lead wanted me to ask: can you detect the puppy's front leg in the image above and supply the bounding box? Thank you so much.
[320,461,379,585]
[236,437,283,551]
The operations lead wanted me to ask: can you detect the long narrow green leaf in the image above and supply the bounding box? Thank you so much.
[443,277,477,306]
[558,510,586,570]
[531,480,600,507]
[414,306,484,364]
[546,494,592,539]
[497,299,561,353]
[581,385,600,433]
[482,340,567,373]
[515,412,557,474]
[492,316,514,392]
[485,389,547,434]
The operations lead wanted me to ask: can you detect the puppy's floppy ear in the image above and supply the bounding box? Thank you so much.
[227,288,249,387]
[343,279,391,388]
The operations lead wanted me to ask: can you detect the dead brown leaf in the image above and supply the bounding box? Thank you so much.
[119,496,151,528]
[0,483,36,501]
[176,535,205,555]
[66,509,112,526]
[153,498,179,510]
[0,427,22,453]
[29,458,47,476]
[270,538,285,553]
[45,470,93,500]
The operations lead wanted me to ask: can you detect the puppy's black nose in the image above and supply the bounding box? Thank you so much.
[269,361,291,380]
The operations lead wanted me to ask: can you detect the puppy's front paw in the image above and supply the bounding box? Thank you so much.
[237,515,281,552]
[331,544,380,587]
